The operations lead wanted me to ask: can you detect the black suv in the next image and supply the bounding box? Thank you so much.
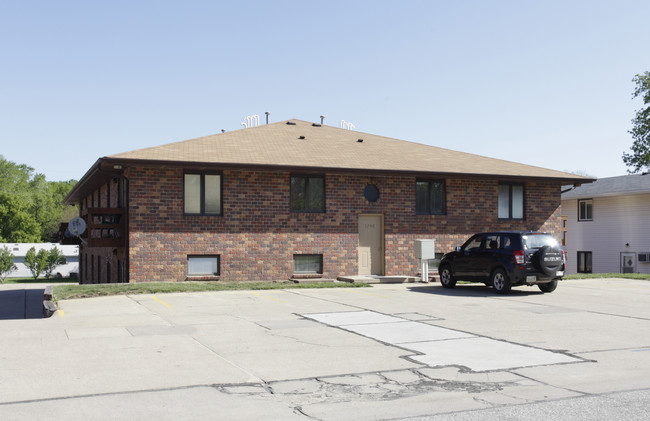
[438,231,565,294]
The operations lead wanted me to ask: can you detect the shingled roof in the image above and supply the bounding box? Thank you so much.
[65,119,592,204]
[562,173,650,199]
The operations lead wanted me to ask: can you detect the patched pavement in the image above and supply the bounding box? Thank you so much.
[1,279,649,420]
[303,310,582,371]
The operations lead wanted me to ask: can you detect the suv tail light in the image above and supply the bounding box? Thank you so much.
[514,250,525,265]
[562,249,567,265]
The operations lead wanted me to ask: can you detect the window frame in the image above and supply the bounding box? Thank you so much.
[578,199,593,221]
[290,175,326,213]
[187,255,220,276]
[577,251,592,273]
[415,179,447,215]
[293,254,323,275]
[498,183,525,220]
[183,171,223,216]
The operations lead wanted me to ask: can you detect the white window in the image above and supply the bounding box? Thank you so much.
[578,199,593,221]
[188,256,220,276]
[498,183,524,219]
[184,173,222,215]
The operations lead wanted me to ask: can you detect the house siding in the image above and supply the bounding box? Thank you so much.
[563,194,650,274]
[115,167,563,282]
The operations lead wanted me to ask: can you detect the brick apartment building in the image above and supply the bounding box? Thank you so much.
[63,119,590,283]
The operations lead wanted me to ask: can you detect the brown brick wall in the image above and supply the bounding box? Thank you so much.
[123,167,563,282]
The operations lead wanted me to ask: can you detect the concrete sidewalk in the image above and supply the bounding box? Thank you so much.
[1,279,649,420]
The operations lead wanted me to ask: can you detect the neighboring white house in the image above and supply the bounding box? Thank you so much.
[0,243,79,278]
[561,174,650,275]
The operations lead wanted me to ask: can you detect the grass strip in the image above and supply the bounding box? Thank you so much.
[53,281,368,301]
[564,273,650,280]
[42,273,650,301]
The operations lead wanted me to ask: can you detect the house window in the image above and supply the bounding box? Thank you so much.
[184,172,222,215]
[416,180,446,215]
[293,254,323,274]
[498,183,524,219]
[577,251,592,273]
[290,175,325,212]
[578,199,593,221]
[188,255,220,276]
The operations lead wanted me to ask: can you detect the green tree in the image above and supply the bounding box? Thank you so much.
[623,71,650,173]
[0,155,77,242]
[0,192,41,242]
[44,247,66,278]
[0,246,17,283]
[0,156,34,199]
[24,247,49,279]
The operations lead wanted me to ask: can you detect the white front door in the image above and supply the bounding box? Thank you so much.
[621,253,636,273]
[358,214,384,275]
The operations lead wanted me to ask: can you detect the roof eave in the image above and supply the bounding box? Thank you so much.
[63,158,124,205]
[97,157,595,183]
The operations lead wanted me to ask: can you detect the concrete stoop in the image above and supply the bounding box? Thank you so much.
[288,278,338,284]
[337,275,420,284]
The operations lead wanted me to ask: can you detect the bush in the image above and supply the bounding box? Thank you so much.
[45,247,66,278]
[24,246,64,280]
[0,246,17,283]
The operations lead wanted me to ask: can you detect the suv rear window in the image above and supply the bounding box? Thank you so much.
[522,234,560,250]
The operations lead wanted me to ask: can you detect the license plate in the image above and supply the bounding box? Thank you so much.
[526,275,536,282]
[556,271,564,276]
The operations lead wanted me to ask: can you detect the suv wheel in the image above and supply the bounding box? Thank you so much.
[439,265,456,289]
[538,279,558,293]
[491,268,511,294]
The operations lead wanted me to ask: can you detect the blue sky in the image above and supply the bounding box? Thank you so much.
[1,0,649,181]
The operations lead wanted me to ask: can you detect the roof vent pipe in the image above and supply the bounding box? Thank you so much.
[320,115,325,125]
[340,120,355,130]
[241,115,260,128]
[265,112,270,125]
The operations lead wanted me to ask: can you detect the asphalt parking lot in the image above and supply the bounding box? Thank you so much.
[1,279,649,420]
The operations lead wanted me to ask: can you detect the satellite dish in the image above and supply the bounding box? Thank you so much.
[68,217,87,236]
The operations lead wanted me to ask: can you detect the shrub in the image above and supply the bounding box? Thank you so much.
[0,246,17,283]
[24,247,49,279]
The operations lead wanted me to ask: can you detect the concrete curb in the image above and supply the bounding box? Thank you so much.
[43,285,57,318]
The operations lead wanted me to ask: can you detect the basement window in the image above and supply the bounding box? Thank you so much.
[293,254,323,274]
[577,251,592,273]
[188,255,220,276]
